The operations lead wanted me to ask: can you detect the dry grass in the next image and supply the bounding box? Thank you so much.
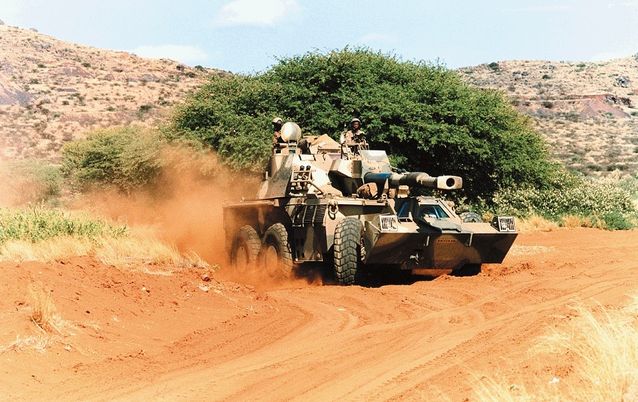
[0,284,74,353]
[515,215,559,232]
[0,207,208,269]
[0,237,94,262]
[517,214,626,232]
[473,297,638,401]
[560,214,610,229]
[96,232,209,270]
[27,283,66,334]
[0,232,208,270]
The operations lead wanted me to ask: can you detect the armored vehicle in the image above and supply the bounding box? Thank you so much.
[223,122,517,285]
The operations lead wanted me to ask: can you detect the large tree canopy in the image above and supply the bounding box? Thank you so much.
[173,49,555,201]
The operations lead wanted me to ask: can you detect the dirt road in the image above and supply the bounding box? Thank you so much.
[1,228,637,401]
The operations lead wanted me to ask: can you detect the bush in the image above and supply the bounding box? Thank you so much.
[173,49,555,202]
[601,211,634,230]
[61,127,164,192]
[492,170,636,229]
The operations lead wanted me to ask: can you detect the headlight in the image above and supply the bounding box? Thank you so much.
[491,216,516,232]
[380,215,399,231]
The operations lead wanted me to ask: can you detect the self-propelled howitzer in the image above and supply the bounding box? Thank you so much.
[223,122,517,285]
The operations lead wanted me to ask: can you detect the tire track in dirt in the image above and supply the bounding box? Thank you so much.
[3,228,637,401]
[117,229,638,401]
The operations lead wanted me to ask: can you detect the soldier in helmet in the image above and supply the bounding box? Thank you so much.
[272,117,284,152]
[340,118,367,154]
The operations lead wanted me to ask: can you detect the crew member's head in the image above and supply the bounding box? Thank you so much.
[272,117,283,131]
[350,118,361,131]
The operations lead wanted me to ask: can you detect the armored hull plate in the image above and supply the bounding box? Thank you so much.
[365,231,517,269]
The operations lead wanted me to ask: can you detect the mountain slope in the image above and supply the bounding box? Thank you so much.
[460,58,638,175]
[0,25,222,160]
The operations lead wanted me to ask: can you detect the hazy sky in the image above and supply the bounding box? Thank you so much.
[1,0,638,73]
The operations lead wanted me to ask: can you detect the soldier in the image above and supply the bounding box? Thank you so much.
[272,117,284,152]
[340,118,367,154]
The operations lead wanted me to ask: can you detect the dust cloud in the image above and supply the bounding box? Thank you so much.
[75,146,259,266]
[0,161,56,207]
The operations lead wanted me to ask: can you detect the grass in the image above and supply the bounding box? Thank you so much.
[473,297,638,401]
[0,231,208,269]
[0,283,72,353]
[0,206,127,243]
[516,214,559,232]
[0,207,208,269]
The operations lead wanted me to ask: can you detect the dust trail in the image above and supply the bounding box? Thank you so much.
[79,146,324,289]
[75,146,259,265]
[0,160,59,207]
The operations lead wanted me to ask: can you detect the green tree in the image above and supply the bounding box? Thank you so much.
[173,48,555,201]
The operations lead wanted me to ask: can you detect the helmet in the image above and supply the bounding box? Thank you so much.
[272,117,283,125]
[350,118,361,124]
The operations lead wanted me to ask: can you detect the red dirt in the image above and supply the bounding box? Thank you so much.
[1,228,637,401]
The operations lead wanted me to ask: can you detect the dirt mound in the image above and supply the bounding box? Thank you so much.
[1,228,637,400]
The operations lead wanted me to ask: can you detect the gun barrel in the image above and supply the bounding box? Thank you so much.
[364,172,462,190]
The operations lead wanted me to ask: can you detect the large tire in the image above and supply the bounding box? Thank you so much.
[261,223,294,279]
[230,225,261,271]
[333,218,363,285]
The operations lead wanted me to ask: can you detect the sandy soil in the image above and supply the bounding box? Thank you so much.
[1,228,637,401]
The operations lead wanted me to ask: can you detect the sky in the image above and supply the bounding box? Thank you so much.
[1,0,638,73]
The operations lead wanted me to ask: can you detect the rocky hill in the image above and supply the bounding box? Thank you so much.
[460,58,638,175]
[0,25,222,160]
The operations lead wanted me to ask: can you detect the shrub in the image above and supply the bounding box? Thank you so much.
[602,211,634,230]
[61,126,164,192]
[172,49,555,202]
[492,170,636,229]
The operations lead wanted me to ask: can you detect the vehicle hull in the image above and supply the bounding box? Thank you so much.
[364,231,517,270]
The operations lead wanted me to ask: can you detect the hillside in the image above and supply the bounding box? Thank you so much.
[460,57,638,175]
[1,24,637,176]
[0,25,222,160]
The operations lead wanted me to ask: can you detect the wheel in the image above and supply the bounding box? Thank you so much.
[261,223,294,279]
[333,218,363,285]
[230,225,261,271]
[453,263,482,277]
